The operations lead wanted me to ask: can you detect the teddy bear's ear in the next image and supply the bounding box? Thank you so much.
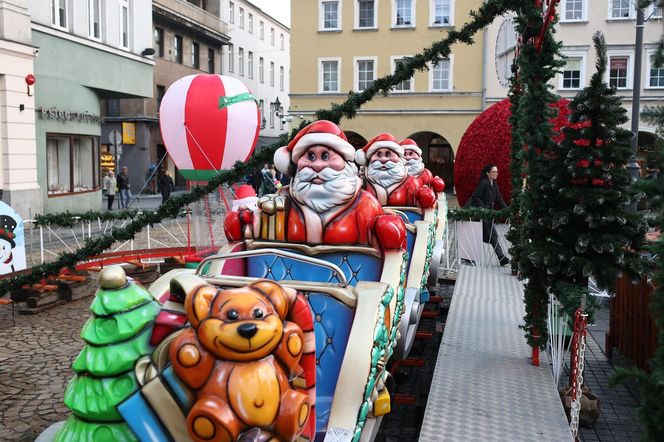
[250,280,296,319]
[170,274,216,328]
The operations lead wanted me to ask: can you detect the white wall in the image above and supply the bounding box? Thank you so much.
[221,0,290,139]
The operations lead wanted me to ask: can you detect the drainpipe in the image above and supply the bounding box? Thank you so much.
[481,1,488,110]
[625,7,644,213]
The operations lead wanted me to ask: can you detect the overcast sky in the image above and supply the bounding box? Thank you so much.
[250,0,291,27]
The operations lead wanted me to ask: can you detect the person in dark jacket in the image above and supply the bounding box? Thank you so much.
[470,163,509,265]
[158,170,175,204]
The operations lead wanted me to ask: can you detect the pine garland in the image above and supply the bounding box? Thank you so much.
[447,207,512,222]
[34,210,156,228]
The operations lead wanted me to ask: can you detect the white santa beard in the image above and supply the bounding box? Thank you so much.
[406,158,425,176]
[367,159,407,189]
[291,162,360,219]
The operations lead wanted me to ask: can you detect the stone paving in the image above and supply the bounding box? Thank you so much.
[0,295,90,441]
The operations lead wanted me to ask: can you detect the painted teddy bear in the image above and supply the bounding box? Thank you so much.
[169,275,311,442]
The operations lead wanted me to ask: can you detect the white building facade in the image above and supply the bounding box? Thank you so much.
[221,0,290,148]
[485,1,664,141]
[0,0,41,219]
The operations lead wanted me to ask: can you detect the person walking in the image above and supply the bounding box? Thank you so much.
[158,169,175,204]
[259,164,277,196]
[102,171,117,211]
[117,166,131,209]
[470,163,510,266]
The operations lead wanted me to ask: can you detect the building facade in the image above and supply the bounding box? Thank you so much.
[29,0,153,214]
[485,2,664,159]
[220,0,291,150]
[104,0,230,191]
[289,0,486,189]
[0,0,41,219]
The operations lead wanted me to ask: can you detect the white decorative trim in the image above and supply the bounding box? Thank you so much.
[353,56,378,92]
[559,0,587,23]
[646,49,664,89]
[429,0,454,27]
[429,54,454,92]
[391,55,414,93]
[292,133,356,163]
[319,0,342,31]
[318,57,342,93]
[392,0,417,27]
[558,51,587,91]
[606,50,634,90]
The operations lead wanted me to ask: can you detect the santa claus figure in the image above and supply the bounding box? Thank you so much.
[224,121,406,250]
[355,134,437,208]
[399,139,445,193]
[231,184,259,212]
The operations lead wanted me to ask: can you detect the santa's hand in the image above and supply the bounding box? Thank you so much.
[416,186,437,209]
[373,214,407,250]
[223,206,253,241]
[431,176,445,193]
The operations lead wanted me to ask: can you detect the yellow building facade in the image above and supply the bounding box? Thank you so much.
[289,0,486,188]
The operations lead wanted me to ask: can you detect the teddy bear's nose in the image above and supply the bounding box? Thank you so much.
[237,323,258,339]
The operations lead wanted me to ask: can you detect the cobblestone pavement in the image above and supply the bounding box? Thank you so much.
[0,295,90,441]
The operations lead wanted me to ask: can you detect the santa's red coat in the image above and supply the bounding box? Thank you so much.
[287,190,383,245]
[365,175,422,206]
[415,168,434,187]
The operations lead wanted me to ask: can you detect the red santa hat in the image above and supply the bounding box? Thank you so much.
[231,184,258,212]
[354,133,404,167]
[399,138,422,156]
[273,120,355,174]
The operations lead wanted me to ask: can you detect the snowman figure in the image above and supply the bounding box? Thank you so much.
[0,215,17,274]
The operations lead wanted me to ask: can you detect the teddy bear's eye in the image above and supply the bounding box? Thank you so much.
[253,308,264,319]
[227,310,239,321]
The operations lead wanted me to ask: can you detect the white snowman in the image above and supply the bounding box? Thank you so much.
[0,215,17,274]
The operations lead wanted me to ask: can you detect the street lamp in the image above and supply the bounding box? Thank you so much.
[270,97,282,117]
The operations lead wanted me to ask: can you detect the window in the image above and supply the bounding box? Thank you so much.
[355,58,376,91]
[47,135,100,195]
[239,47,244,76]
[431,58,451,91]
[228,44,234,72]
[259,99,265,127]
[270,105,275,128]
[321,1,340,30]
[395,0,413,26]
[88,0,101,39]
[561,56,583,89]
[432,0,453,25]
[157,85,166,109]
[229,1,234,23]
[107,99,120,117]
[280,106,285,130]
[208,48,215,73]
[495,18,517,87]
[280,34,285,50]
[358,0,376,28]
[174,35,183,63]
[120,0,130,49]
[270,61,275,87]
[609,56,629,89]
[562,0,585,21]
[219,51,224,73]
[280,66,285,91]
[51,0,67,29]
[392,57,413,92]
[249,13,254,33]
[271,28,275,46]
[609,0,632,19]
[259,57,265,83]
[192,42,200,68]
[651,4,663,17]
[154,28,164,57]
[648,54,664,88]
[248,51,254,78]
[239,8,244,28]
[260,21,265,39]
[320,58,340,92]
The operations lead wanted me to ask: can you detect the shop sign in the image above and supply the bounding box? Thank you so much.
[101,153,115,170]
[122,122,136,144]
[36,107,101,124]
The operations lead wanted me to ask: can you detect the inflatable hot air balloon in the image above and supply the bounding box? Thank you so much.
[159,74,260,181]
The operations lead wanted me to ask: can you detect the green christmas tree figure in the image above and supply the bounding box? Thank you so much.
[544,32,647,315]
[55,267,161,442]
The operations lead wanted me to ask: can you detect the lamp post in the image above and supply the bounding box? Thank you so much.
[625,7,645,213]
[270,97,282,117]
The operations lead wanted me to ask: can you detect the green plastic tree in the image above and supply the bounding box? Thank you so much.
[55,267,161,442]
[543,33,648,316]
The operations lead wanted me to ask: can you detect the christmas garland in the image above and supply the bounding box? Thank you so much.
[447,207,512,222]
[0,0,526,296]
[34,210,151,228]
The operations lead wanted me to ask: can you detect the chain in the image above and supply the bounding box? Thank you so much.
[569,309,588,439]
